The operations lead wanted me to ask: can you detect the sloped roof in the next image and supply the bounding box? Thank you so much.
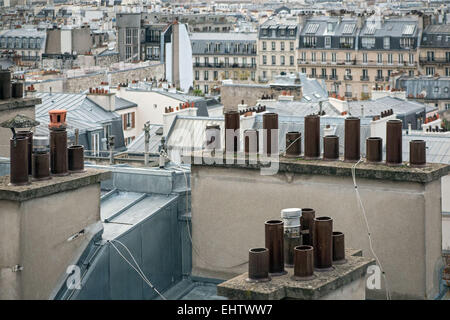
[34,92,119,135]
[126,124,163,154]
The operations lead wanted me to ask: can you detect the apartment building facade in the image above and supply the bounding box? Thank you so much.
[296,15,419,100]
[0,29,46,68]
[116,13,141,62]
[258,17,299,82]
[191,33,257,95]
[419,24,450,77]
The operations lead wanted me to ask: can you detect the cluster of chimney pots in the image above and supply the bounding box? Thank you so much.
[247,208,345,282]
[9,109,85,186]
[207,110,427,167]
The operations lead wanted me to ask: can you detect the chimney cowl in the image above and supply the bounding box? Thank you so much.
[48,110,67,130]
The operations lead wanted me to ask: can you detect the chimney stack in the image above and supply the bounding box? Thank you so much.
[49,110,69,176]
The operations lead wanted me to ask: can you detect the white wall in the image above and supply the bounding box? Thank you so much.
[115,89,185,131]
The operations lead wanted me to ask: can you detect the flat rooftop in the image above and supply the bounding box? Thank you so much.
[189,152,450,183]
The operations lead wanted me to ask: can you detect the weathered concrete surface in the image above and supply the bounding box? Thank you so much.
[189,152,450,183]
[0,169,111,201]
[217,249,374,300]
[0,169,109,299]
[190,153,447,299]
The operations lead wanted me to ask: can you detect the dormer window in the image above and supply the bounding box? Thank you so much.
[327,23,333,32]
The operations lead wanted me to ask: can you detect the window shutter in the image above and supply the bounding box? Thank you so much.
[131,112,135,128]
[122,114,126,130]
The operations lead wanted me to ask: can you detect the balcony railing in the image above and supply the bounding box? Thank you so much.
[329,75,338,80]
[194,63,256,69]
[419,57,450,64]
[344,75,353,81]
[375,76,385,82]
[345,92,353,98]
[360,76,370,81]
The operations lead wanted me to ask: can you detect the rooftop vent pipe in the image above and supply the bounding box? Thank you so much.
[281,208,302,267]
[285,132,301,157]
[292,245,314,281]
[224,111,240,153]
[15,130,33,175]
[344,117,360,162]
[246,248,270,283]
[323,135,339,160]
[12,81,23,99]
[409,140,426,167]
[386,119,402,166]
[205,125,221,151]
[265,220,287,276]
[366,137,383,163]
[304,115,320,159]
[300,208,315,246]
[32,135,50,181]
[244,129,259,155]
[313,216,333,271]
[0,70,11,100]
[49,110,69,176]
[332,231,346,264]
[262,113,279,156]
[10,136,29,186]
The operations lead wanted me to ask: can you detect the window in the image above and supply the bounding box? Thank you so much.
[124,112,135,130]
[361,37,375,49]
[126,28,132,45]
[398,53,404,64]
[204,71,209,80]
[388,54,393,64]
[311,68,316,77]
[0,37,5,48]
[383,37,390,49]
[427,51,435,62]
[281,56,285,65]
[321,52,327,63]
[345,53,351,63]
[225,57,229,66]
[204,85,209,93]
[377,70,383,79]
[377,53,383,64]
[290,55,294,66]
[409,53,414,65]
[272,55,276,65]
[400,38,413,48]
[290,42,294,51]
[434,87,439,93]
[362,53,368,64]
[271,41,276,50]
[446,68,450,77]
[92,133,100,156]
[300,52,306,61]
[311,52,316,62]
[321,68,327,77]
[325,37,331,48]
[213,71,218,81]
[362,69,368,79]
[331,53,336,63]
[426,67,435,76]
[251,71,256,81]
[280,42,285,51]
[446,52,450,62]
[262,55,267,65]
[195,71,199,80]
[262,41,266,51]
[301,68,306,73]
[303,36,317,47]
[339,37,353,48]
[214,57,219,66]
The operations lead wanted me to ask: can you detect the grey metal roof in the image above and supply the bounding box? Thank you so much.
[397,76,450,101]
[34,92,119,135]
[347,96,430,117]
[402,133,450,164]
[126,124,163,154]
[263,100,340,117]
[115,96,138,111]
[191,33,257,56]
[167,116,225,152]
[422,24,450,47]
